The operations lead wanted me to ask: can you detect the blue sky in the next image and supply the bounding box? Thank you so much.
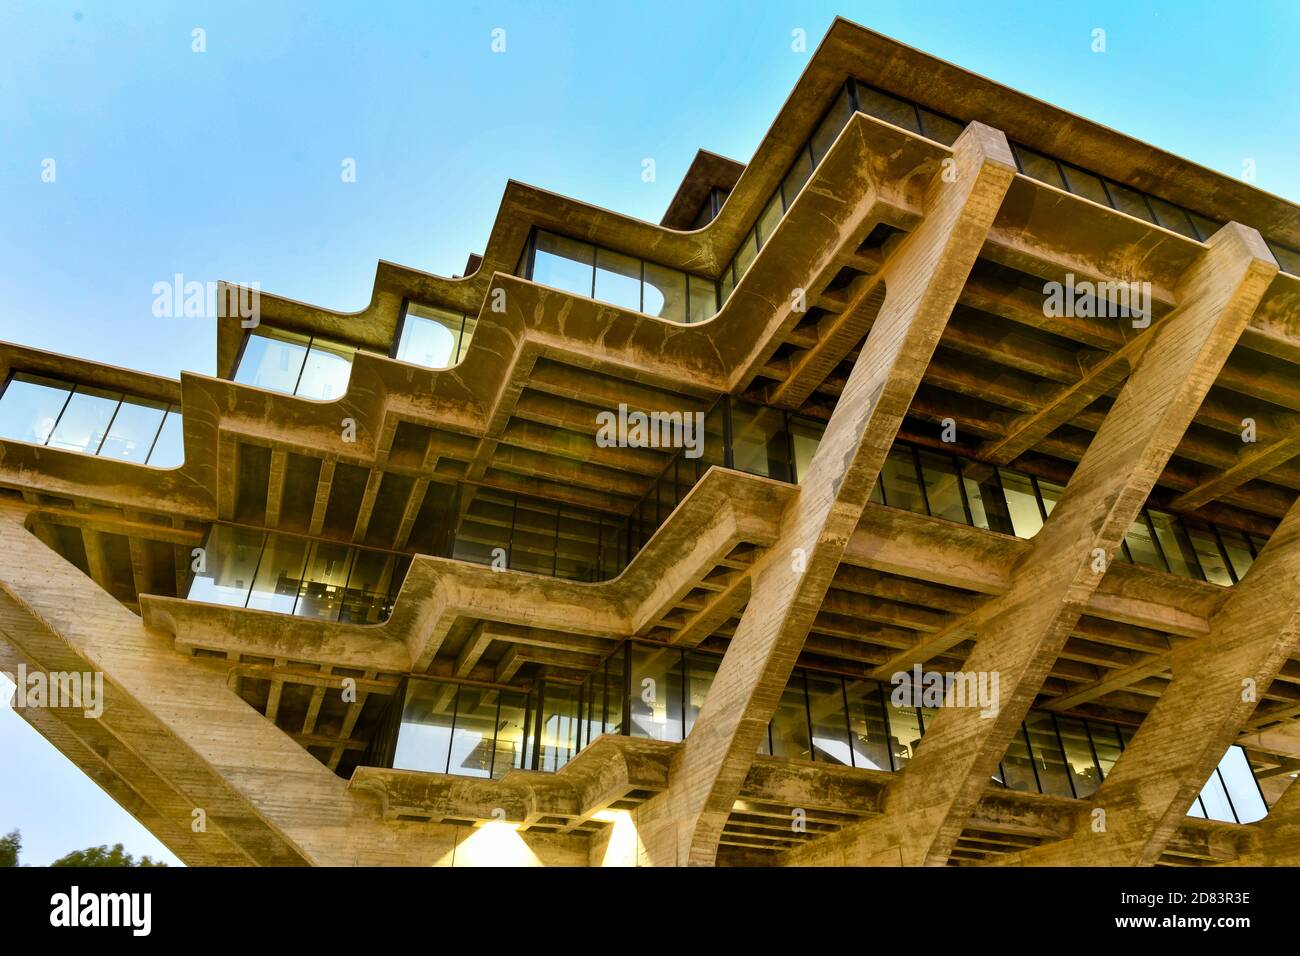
[0,0,1296,866]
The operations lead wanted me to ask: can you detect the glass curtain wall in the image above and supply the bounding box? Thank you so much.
[233,328,362,400]
[0,372,184,467]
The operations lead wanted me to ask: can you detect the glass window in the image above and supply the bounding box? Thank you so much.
[1147,197,1199,239]
[687,274,716,324]
[457,314,477,362]
[1025,712,1073,797]
[789,415,824,484]
[1035,478,1065,517]
[755,193,783,248]
[1088,720,1124,779]
[807,673,852,765]
[809,86,854,165]
[918,108,962,146]
[1183,519,1233,585]
[1216,527,1256,581]
[98,397,166,463]
[1104,181,1155,222]
[186,525,265,608]
[684,652,719,737]
[880,445,926,514]
[340,550,407,624]
[1124,516,1166,570]
[1148,511,1200,579]
[1056,715,1103,798]
[594,247,643,312]
[730,402,791,481]
[603,647,626,736]
[960,460,1014,534]
[234,328,310,394]
[492,689,530,777]
[293,540,354,621]
[1014,145,1065,188]
[296,340,354,400]
[1198,768,1237,822]
[1216,746,1267,823]
[397,304,462,368]
[0,373,72,445]
[771,674,812,761]
[732,230,759,282]
[539,682,581,772]
[884,694,923,769]
[555,507,601,582]
[998,469,1044,537]
[719,260,736,303]
[47,387,121,454]
[643,263,687,324]
[1270,242,1300,276]
[393,679,456,774]
[1059,164,1111,205]
[146,408,184,468]
[918,449,967,523]
[246,532,309,614]
[448,685,499,779]
[855,85,920,134]
[780,146,814,210]
[629,645,683,741]
[1186,213,1223,243]
[531,231,595,297]
[1002,725,1039,792]
[846,681,891,771]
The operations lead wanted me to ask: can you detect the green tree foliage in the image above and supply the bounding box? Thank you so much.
[50,843,167,867]
[0,830,19,867]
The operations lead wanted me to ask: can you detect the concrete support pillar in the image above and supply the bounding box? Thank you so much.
[631,122,1018,866]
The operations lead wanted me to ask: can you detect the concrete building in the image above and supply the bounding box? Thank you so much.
[3,17,1300,867]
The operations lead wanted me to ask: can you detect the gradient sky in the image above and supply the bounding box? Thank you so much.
[0,0,1296,867]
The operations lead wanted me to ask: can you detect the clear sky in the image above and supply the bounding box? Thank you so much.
[0,0,1296,867]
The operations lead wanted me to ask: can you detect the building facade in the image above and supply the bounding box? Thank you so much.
[2,18,1300,866]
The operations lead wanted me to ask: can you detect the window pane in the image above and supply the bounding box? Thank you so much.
[296,340,354,400]
[146,409,184,468]
[1060,164,1111,205]
[539,682,581,772]
[684,652,718,737]
[1216,527,1256,580]
[1147,197,1198,239]
[234,329,309,394]
[246,532,309,614]
[918,108,962,145]
[880,445,926,513]
[0,373,71,445]
[99,398,166,463]
[730,401,791,481]
[1198,768,1236,822]
[732,230,759,282]
[397,305,461,368]
[555,507,601,582]
[1188,213,1225,243]
[918,449,966,523]
[960,460,1014,534]
[531,231,595,297]
[790,415,824,484]
[884,695,922,770]
[448,685,499,779]
[1105,181,1155,222]
[807,674,852,765]
[755,192,783,248]
[1271,242,1300,276]
[1056,715,1103,798]
[809,86,854,165]
[1024,712,1073,797]
[855,85,920,134]
[1148,511,1199,578]
[340,550,405,624]
[998,469,1044,537]
[603,647,626,736]
[457,314,477,363]
[771,675,812,761]
[1002,726,1039,792]
[846,681,892,771]
[393,679,455,774]
[687,274,717,324]
[1183,519,1233,585]
[293,540,354,621]
[780,146,813,210]
[643,263,686,323]
[1124,517,1166,570]
[1014,145,1064,188]
[629,645,683,741]
[492,690,530,777]
[1088,720,1124,779]
[1036,478,1065,517]
[594,247,642,312]
[187,525,264,607]
[1216,746,1267,823]
[47,387,121,454]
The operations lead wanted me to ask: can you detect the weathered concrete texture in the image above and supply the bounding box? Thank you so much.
[629,122,1018,867]
[784,222,1278,867]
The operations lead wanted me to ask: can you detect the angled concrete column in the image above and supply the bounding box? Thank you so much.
[1238,769,1300,865]
[783,222,1277,867]
[631,122,1017,866]
[1000,493,1300,866]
